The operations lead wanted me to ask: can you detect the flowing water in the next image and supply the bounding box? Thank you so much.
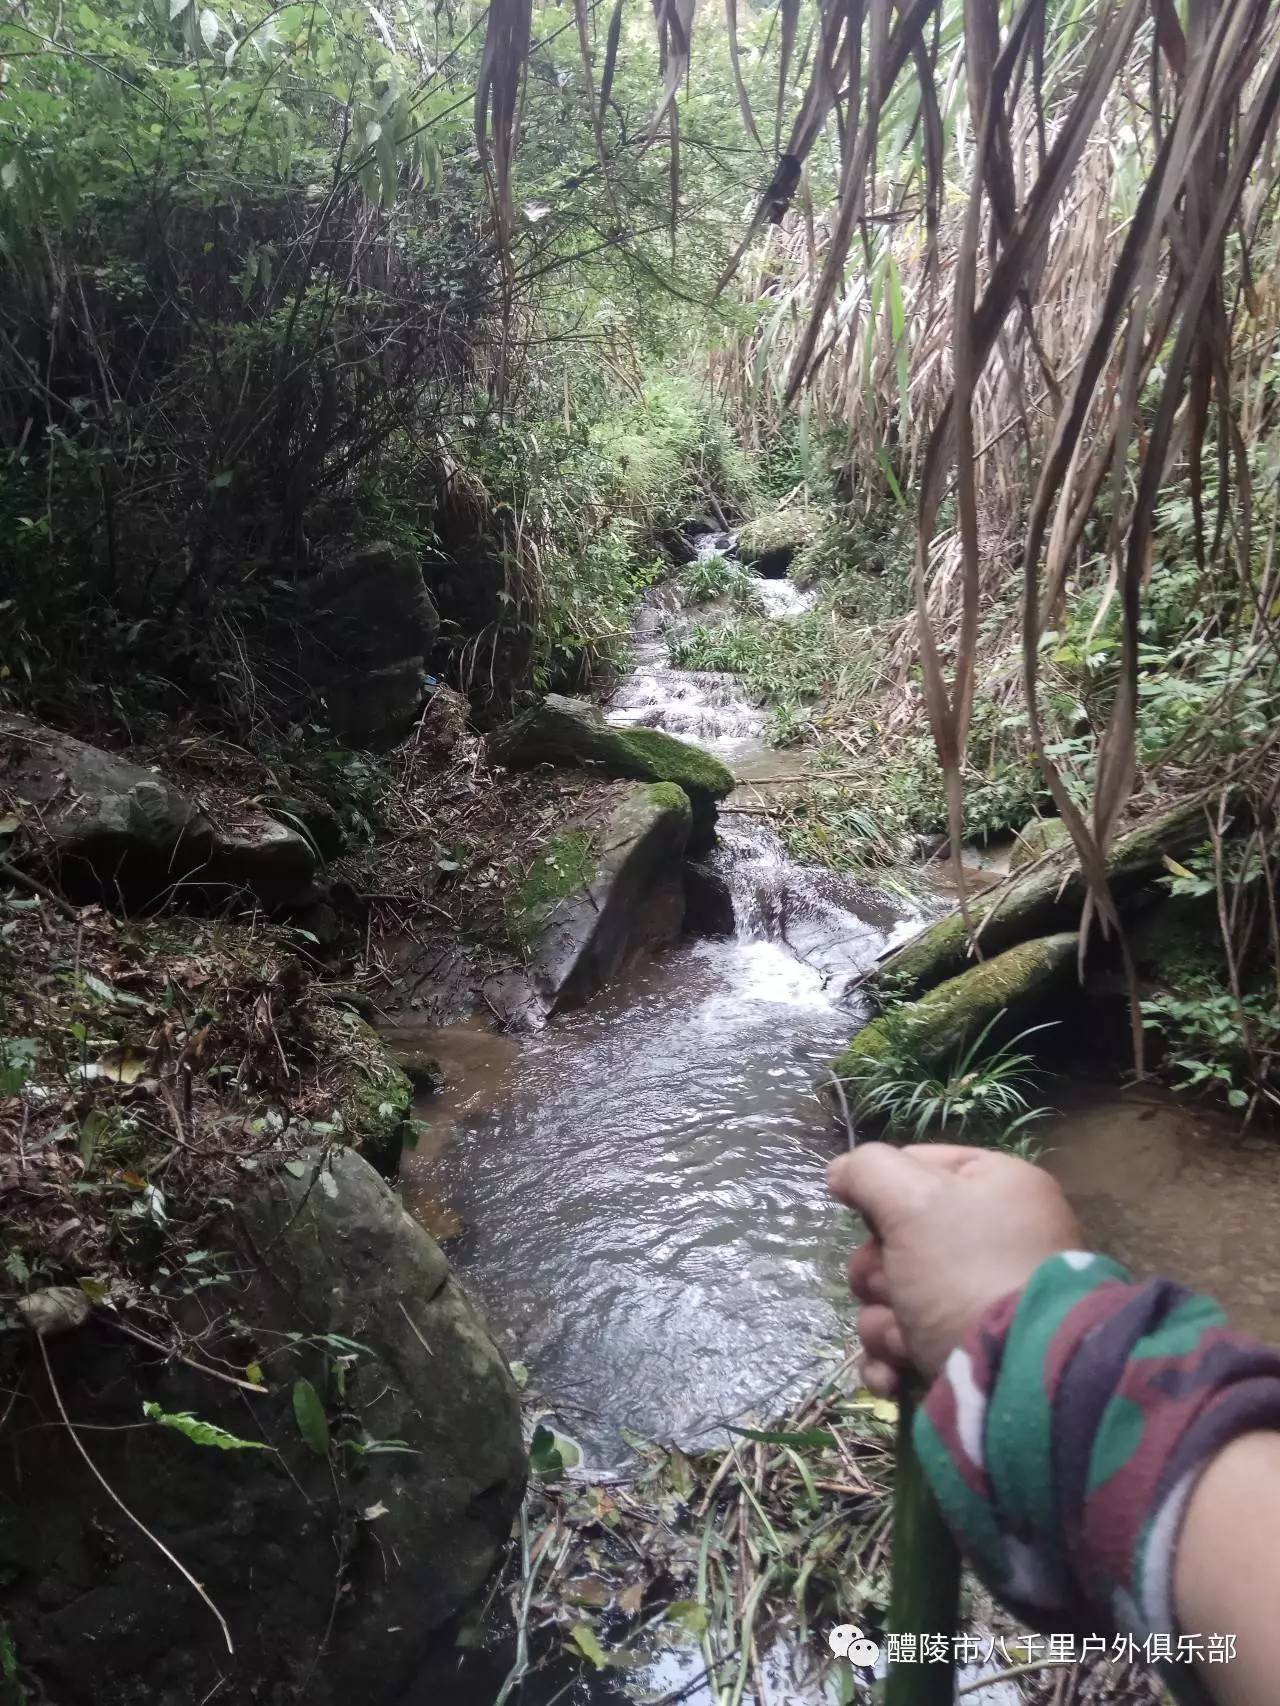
[401,551,927,1464]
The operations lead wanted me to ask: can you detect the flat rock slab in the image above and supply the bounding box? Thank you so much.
[485,693,733,854]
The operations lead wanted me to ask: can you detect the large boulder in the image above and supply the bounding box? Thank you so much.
[2,1148,524,1706]
[1,713,213,895]
[486,694,733,853]
[831,932,1079,1086]
[875,796,1221,997]
[0,714,317,910]
[300,541,440,747]
[496,781,692,1025]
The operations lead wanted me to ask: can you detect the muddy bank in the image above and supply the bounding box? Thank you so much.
[1046,1083,1280,1343]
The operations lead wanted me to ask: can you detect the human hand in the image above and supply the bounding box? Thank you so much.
[827,1142,1084,1396]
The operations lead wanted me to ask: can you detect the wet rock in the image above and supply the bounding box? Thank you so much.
[0,715,317,910]
[832,932,1079,1087]
[736,509,816,578]
[300,540,440,747]
[486,693,734,853]
[496,781,692,1025]
[1010,816,1071,870]
[380,1032,447,1090]
[683,858,735,936]
[1,1147,524,1706]
[874,796,1226,997]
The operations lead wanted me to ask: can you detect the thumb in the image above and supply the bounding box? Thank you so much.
[827,1142,940,1238]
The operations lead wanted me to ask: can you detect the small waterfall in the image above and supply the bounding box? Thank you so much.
[705,820,917,998]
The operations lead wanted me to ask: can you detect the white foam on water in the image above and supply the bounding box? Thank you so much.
[754,578,816,618]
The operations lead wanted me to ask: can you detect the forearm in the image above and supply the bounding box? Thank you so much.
[1176,1430,1280,1706]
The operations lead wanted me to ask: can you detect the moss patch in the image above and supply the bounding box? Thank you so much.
[320,1009,414,1176]
[508,829,598,952]
[645,780,693,814]
[516,830,596,913]
[607,727,734,798]
[835,932,1078,1080]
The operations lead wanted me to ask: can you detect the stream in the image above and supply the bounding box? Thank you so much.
[400,553,929,1464]
[393,543,1280,1706]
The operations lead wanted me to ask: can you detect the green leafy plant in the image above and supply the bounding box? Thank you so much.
[845,1015,1054,1148]
[0,1039,38,1097]
[680,554,755,605]
[1142,982,1280,1114]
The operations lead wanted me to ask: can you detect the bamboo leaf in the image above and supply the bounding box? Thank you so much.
[291,1377,330,1457]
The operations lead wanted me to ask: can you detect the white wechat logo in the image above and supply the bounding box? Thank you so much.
[827,1625,881,1667]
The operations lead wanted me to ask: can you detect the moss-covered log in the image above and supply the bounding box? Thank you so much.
[833,932,1079,1081]
[876,796,1221,997]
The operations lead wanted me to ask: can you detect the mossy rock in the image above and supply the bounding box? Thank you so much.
[1010,817,1071,870]
[508,828,599,953]
[833,932,1079,1083]
[736,509,816,577]
[317,1009,414,1176]
[485,694,733,853]
[490,781,692,1026]
[875,795,1226,997]
[383,1043,446,1091]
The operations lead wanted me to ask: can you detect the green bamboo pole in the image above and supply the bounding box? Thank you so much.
[827,1072,962,1703]
[884,1384,961,1706]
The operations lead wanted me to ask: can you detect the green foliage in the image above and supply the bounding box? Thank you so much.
[1141,984,1274,1109]
[670,607,879,713]
[0,1038,39,1097]
[0,1619,24,1705]
[842,1014,1052,1148]
[736,508,816,562]
[598,378,756,533]
[142,1401,270,1452]
[779,791,903,870]
[529,1421,581,1479]
[680,554,756,605]
[291,1376,330,1457]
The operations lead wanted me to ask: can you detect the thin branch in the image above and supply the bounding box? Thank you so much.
[36,1331,235,1654]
